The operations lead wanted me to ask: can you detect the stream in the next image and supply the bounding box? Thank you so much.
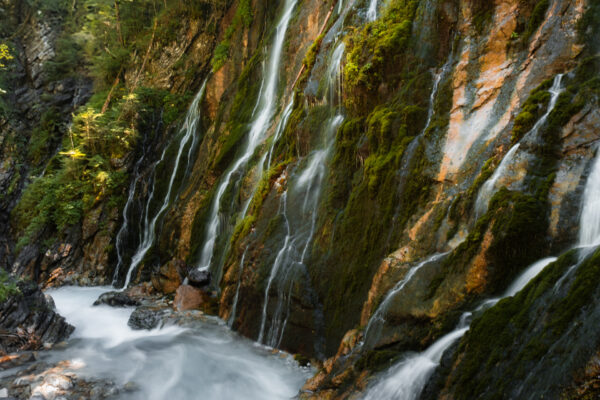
[40,287,310,400]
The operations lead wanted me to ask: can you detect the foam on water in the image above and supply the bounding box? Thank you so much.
[45,287,310,400]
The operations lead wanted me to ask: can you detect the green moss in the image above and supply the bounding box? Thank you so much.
[448,248,594,399]
[521,0,550,43]
[211,0,253,72]
[0,269,20,303]
[511,78,553,143]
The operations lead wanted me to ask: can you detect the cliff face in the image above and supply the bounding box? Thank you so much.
[2,0,600,398]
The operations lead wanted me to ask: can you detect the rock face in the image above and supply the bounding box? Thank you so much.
[0,281,73,354]
[1,0,600,398]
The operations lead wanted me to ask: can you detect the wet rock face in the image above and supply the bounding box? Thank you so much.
[0,281,73,354]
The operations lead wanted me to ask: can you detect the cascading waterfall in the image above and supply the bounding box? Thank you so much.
[362,253,448,348]
[112,132,150,286]
[257,40,346,347]
[117,81,207,288]
[473,143,521,217]
[196,0,298,276]
[362,257,558,400]
[367,0,379,21]
[362,74,568,399]
[578,147,600,249]
[475,74,564,217]
[258,115,344,347]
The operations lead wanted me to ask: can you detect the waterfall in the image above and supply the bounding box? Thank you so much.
[196,0,298,275]
[366,0,379,21]
[228,246,249,327]
[117,81,207,288]
[256,39,346,347]
[362,257,557,400]
[362,253,448,348]
[475,74,564,217]
[258,115,344,347]
[112,133,150,286]
[578,148,600,249]
[267,99,294,170]
[474,143,520,217]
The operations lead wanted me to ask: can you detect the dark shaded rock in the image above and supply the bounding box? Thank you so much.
[93,291,140,307]
[128,306,173,330]
[0,280,73,354]
[187,269,211,288]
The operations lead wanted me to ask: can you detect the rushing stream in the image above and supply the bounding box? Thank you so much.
[42,287,310,400]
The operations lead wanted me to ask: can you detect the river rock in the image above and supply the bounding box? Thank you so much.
[128,306,172,330]
[173,285,205,311]
[187,269,211,288]
[93,291,141,307]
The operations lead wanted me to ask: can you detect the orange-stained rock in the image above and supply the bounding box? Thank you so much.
[151,260,185,295]
[173,285,205,311]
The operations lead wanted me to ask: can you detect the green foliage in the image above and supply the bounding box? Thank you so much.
[211,0,253,72]
[0,269,20,303]
[12,85,187,251]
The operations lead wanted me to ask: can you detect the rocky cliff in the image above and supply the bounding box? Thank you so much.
[1,0,600,398]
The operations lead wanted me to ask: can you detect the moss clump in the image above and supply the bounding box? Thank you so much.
[521,0,550,43]
[343,0,420,113]
[511,78,553,143]
[211,0,253,72]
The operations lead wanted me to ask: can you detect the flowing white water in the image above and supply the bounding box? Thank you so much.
[228,246,249,327]
[257,39,346,346]
[363,253,448,347]
[267,99,294,170]
[363,256,558,399]
[474,143,520,217]
[196,0,298,274]
[44,287,309,400]
[112,133,150,286]
[258,115,344,347]
[118,82,207,288]
[366,0,379,21]
[474,74,563,217]
[578,148,600,249]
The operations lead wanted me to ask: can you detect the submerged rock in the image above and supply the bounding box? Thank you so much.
[128,305,173,330]
[92,291,141,307]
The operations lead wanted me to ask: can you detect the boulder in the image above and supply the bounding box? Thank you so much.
[128,306,172,330]
[173,285,205,312]
[93,291,140,307]
[187,269,211,288]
